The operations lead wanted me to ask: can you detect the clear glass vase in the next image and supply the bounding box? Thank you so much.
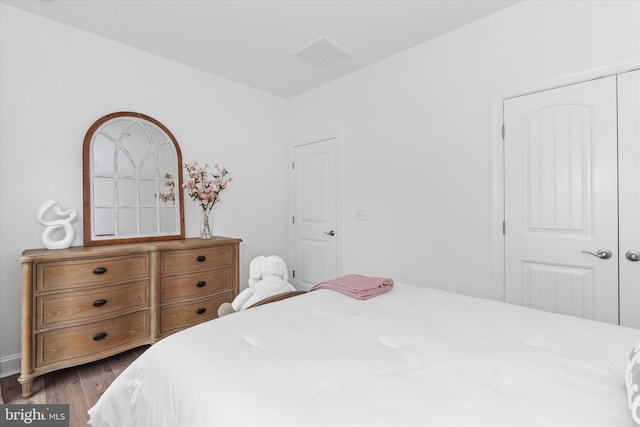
[200,206,213,239]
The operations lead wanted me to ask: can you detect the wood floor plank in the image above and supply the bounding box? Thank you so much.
[0,375,22,404]
[78,359,117,408]
[44,368,91,427]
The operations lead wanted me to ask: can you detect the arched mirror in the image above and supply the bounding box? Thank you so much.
[83,112,185,246]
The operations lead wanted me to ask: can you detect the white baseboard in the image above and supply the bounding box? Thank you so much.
[0,353,20,379]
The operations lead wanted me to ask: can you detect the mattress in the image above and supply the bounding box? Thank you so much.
[88,282,640,426]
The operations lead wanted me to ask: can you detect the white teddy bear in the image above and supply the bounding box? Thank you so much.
[217,255,296,316]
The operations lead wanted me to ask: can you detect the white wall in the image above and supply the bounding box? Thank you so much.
[0,4,288,375]
[287,1,640,298]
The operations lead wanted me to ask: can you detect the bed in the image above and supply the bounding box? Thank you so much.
[88,281,640,426]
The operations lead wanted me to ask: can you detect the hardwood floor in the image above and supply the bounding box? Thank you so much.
[0,345,148,427]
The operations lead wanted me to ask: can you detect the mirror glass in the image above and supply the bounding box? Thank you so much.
[83,112,184,246]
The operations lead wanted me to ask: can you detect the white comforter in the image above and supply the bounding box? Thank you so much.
[89,283,640,427]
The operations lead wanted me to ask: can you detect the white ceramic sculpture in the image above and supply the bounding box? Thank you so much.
[36,200,78,249]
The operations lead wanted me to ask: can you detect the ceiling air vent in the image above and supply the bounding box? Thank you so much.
[293,36,352,68]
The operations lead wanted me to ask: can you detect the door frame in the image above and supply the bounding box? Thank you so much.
[489,58,640,301]
[288,131,344,286]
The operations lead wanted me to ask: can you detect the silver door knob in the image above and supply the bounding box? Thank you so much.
[324,230,336,236]
[581,248,612,259]
[626,250,640,262]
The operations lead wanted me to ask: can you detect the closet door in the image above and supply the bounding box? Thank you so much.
[619,69,640,328]
[504,76,619,324]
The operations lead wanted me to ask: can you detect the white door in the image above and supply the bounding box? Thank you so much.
[291,137,340,290]
[504,76,619,324]
[619,69,640,327]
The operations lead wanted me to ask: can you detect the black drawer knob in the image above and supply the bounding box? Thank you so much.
[196,281,207,287]
[92,298,108,307]
[93,267,108,275]
[92,332,108,341]
[196,255,206,262]
[196,308,207,315]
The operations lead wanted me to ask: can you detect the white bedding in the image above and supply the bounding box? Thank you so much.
[88,282,640,426]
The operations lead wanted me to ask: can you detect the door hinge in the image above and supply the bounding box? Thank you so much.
[292,216,295,224]
[292,270,295,278]
[501,124,505,140]
[292,161,295,170]
[502,221,506,234]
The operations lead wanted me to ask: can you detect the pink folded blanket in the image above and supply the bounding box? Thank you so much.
[310,274,394,300]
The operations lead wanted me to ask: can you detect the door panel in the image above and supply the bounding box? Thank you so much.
[523,106,592,234]
[619,69,640,328]
[292,138,338,290]
[504,76,619,324]
[523,262,593,319]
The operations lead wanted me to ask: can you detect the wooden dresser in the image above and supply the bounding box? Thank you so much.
[17,237,240,398]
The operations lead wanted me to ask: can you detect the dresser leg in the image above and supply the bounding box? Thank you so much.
[19,379,33,399]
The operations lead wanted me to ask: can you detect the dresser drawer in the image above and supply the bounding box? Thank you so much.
[36,280,149,329]
[36,255,149,291]
[160,246,233,275]
[160,293,232,335]
[36,311,149,367]
[160,268,232,303]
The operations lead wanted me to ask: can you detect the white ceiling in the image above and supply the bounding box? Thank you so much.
[2,0,518,98]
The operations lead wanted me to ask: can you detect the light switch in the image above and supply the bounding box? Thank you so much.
[355,209,369,221]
